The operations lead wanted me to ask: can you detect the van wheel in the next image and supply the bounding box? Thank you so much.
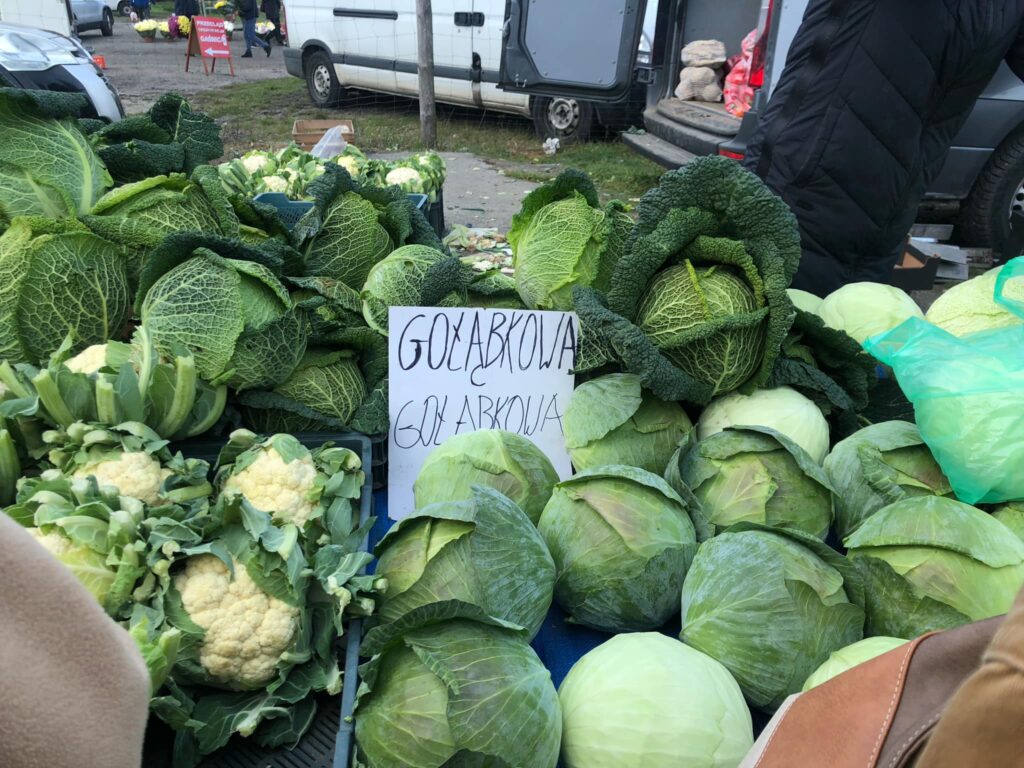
[305,50,345,108]
[958,131,1024,259]
[531,97,593,143]
[101,9,114,35]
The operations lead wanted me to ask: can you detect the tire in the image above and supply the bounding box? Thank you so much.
[958,130,1024,257]
[305,50,345,108]
[531,96,593,144]
[117,0,131,15]
[101,9,114,36]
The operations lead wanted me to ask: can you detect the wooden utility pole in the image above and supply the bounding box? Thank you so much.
[416,0,437,148]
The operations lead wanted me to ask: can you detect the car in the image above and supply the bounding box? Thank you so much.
[71,0,114,36]
[0,21,124,121]
[283,0,654,143]
[507,0,1024,255]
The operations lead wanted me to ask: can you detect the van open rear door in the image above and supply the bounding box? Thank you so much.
[498,0,648,102]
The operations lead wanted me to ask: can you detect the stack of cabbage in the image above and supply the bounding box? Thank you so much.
[1,426,377,765]
[0,86,475,446]
[218,143,448,203]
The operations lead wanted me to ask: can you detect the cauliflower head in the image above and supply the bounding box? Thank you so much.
[27,527,74,556]
[336,156,361,177]
[223,447,319,527]
[385,166,423,187]
[175,554,300,690]
[260,175,289,193]
[242,153,271,174]
[73,451,171,506]
[64,344,109,375]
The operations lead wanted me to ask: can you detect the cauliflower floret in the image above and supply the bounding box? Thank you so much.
[242,153,271,174]
[223,448,319,526]
[336,156,361,177]
[73,451,171,506]
[260,175,289,193]
[385,166,423,187]
[64,344,109,375]
[26,527,74,556]
[175,554,300,689]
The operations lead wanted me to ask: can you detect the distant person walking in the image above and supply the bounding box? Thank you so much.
[260,0,284,45]
[130,0,151,20]
[239,0,271,57]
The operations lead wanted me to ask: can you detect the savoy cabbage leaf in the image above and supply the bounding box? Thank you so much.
[0,88,111,220]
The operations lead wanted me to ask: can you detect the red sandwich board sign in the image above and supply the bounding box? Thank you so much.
[186,15,233,76]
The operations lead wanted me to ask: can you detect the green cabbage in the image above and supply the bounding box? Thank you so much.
[0,88,111,220]
[697,385,830,463]
[818,282,923,344]
[0,218,129,365]
[363,485,555,654]
[824,421,952,539]
[636,263,767,396]
[993,502,1024,542]
[538,465,697,632]
[509,170,632,311]
[675,427,834,539]
[786,288,823,314]
[413,429,559,524]
[564,373,691,475]
[137,238,307,391]
[559,633,753,768]
[680,524,864,710]
[845,496,1024,638]
[354,621,562,768]
[801,636,908,691]
[360,244,468,334]
[305,191,393,287]
[925,265,1024,337]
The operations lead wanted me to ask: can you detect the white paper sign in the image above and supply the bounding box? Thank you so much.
[387,306,578,520]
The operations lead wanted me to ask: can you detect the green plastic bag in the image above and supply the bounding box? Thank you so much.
[864,258,1024,504]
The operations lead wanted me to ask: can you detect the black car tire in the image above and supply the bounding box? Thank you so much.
[531,96,593,144]
[305,50,346,108]
[958,129,1024,258]
[101,9,114,36]
[117,0,131,15]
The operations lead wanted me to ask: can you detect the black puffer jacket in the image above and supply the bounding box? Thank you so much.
[744,0,1024,295]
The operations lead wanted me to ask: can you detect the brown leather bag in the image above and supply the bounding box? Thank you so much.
[740,616,1003,768]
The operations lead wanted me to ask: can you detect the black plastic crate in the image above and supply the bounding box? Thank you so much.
[427,189,445,237]
[143,432,374,768]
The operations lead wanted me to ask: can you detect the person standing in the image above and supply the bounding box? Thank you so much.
[260,0,284,45]
[130,0,151,20]
[744,0,1024,296]
[239,0,271,58]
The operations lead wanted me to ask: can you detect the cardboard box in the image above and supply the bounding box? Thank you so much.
[291,119,355,151]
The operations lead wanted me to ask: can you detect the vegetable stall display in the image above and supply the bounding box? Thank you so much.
[2,80,1023,768]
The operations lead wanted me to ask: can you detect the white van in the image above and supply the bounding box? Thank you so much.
[283,0,653,141]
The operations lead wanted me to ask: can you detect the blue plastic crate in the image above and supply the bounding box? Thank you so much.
[253,192,429,232]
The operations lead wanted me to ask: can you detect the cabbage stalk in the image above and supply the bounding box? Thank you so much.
[559,633,753,768]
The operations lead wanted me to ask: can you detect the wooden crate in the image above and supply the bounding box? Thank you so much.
[292,119,355,151]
